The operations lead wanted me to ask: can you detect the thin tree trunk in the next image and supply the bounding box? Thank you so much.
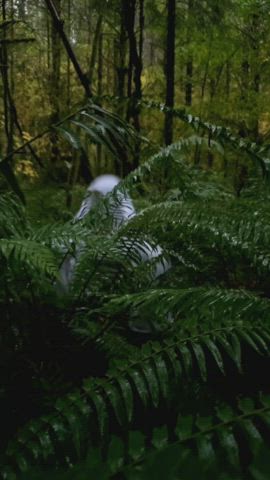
[0,0,25,203]
[49,0,61,164]
[88,14,103,89]
[117,1,127,101]
[123,0,144,171]
[164,0,176,146]
[96,31,103,173]
[226,60,231,97]
[1,0,13,155]
[139,0,144,65]
[124,0,142,128]
[185,0,193,106]
[0,1,42,167]
[9,0,15,155]
[185,58,193,106]
[66,0,71,108]
[18,0,26,19]
[251,13,260,142]
[45,0,92,98]
[46,7,51,69]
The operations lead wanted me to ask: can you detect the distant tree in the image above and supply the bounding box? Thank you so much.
[164,0,176,145]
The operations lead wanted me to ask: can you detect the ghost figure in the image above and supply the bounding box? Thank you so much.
[58,175,135,291]
[58,174,171,332]
[73,174,136,226]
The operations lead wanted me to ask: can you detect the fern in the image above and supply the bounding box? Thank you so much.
[0,195,58,281]
[0,239,58,277]
[99,287,270,327]
[2,316,270,477]
[57,102,139,164]
[19,394,270,480]
[141,100,270,176]
[3,102,270,478]
[99,95,270,178]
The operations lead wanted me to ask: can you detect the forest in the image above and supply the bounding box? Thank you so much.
[2,0,270,478]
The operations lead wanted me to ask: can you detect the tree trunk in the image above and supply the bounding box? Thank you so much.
[124,0,143,125]
[117,1,128,101]
[164,0,176,146]
[185,0,193,107]
[45,0,91,98]
[185,58,193,106]
[88,14,103,89]
[123,0,144,171]
[1,0,14,155]
[66,0,71,108]
[226,60,231,97]
[49,0,61,164]
[18,0,26,19]
[96,30,103,173]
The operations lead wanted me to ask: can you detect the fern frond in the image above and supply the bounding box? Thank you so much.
[96,95,270,177]
[0,194,28,238]
[3,319,270,475]
[0,239,58,277]
[99,287,270,326]
[118,200,270,287]
[116,135,230,199]
[121,394,270,478]
[23,394,270,480]
[140,100,270,177]
[57,102,139,162]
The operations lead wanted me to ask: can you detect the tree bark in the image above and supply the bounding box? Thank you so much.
[49,0,61,164]
[18,0,26,19]
[164,0,176,146]
[1,0,13,155]
[96,30,103,172]
[123,0,144,171]
[66,0,71,107]
[124,0,143,128]
[185,0,193,107]
[117,1,128,101]
[88,14,103,89]
[45,0,92,98]
[185,58,193,106]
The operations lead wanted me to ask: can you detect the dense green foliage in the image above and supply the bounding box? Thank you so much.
[2,0,270,478]
[2,118,270,478]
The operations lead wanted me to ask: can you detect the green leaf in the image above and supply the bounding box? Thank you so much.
[202,337,225,374]
[215,404,234,422]
[191,342,207,381]
[142,361,160,408]
[238,397,255,414]
[71,120,118,157]
[239,419,262,453]
[56,126,81,150]
[238,330,261,354]
[116,377,134,424]
[103,383,125,427]
[107,436,125,473]
[152,356,169,402]
[152,426,168,450]
[216,333,242,372]
[128,431,145,461]
[217,427,240,470]
[178,343,193,376]
[175,415,194,441]
[196,434,216,468]
[0,160,25,204]
[128,369,149,408]
[88,392,108,439]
